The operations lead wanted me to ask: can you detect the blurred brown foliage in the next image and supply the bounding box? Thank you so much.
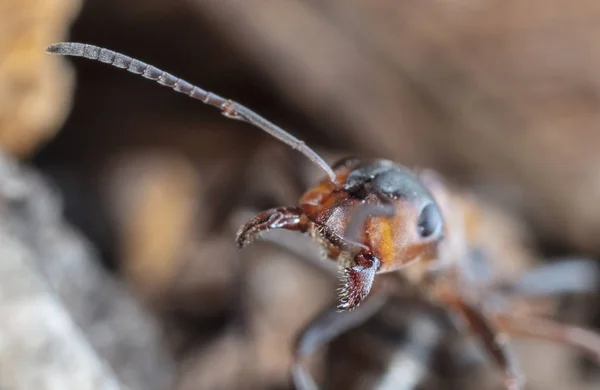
[0,0,80,157]
[2,0,600,389]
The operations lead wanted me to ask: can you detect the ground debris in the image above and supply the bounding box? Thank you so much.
[0,150,174,390]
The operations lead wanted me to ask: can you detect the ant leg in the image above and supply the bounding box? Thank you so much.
[235,207,308,248]
[292,292,388,390]
[496,258,600,298]
[493,314,600,364]
[442,294,524,390]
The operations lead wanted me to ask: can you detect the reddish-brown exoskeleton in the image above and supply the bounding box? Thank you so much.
[236,158,445,311]
[47,42,600,390]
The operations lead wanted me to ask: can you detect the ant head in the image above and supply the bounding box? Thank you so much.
[298,158,446,310]
[300,158,444,266]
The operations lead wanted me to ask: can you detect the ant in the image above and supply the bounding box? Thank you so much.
[47,42,600,390]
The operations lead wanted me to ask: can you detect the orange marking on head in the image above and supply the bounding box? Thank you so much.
[365,212,401,273]
[377,218,396,268]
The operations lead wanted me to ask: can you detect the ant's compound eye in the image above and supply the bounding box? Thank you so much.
[417,203,443,239]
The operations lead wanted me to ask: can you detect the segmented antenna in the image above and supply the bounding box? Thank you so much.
[344,202,396,247]
[46,42,337,183]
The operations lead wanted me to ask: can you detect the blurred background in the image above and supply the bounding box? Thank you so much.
[2,0,600,389]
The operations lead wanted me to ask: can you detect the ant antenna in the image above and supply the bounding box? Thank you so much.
[46,42,338,184]
[344,202,396,248]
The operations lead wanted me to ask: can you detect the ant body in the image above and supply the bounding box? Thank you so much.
[47,42,600,390]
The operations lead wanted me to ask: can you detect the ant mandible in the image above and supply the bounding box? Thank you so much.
[47,42,600,390]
